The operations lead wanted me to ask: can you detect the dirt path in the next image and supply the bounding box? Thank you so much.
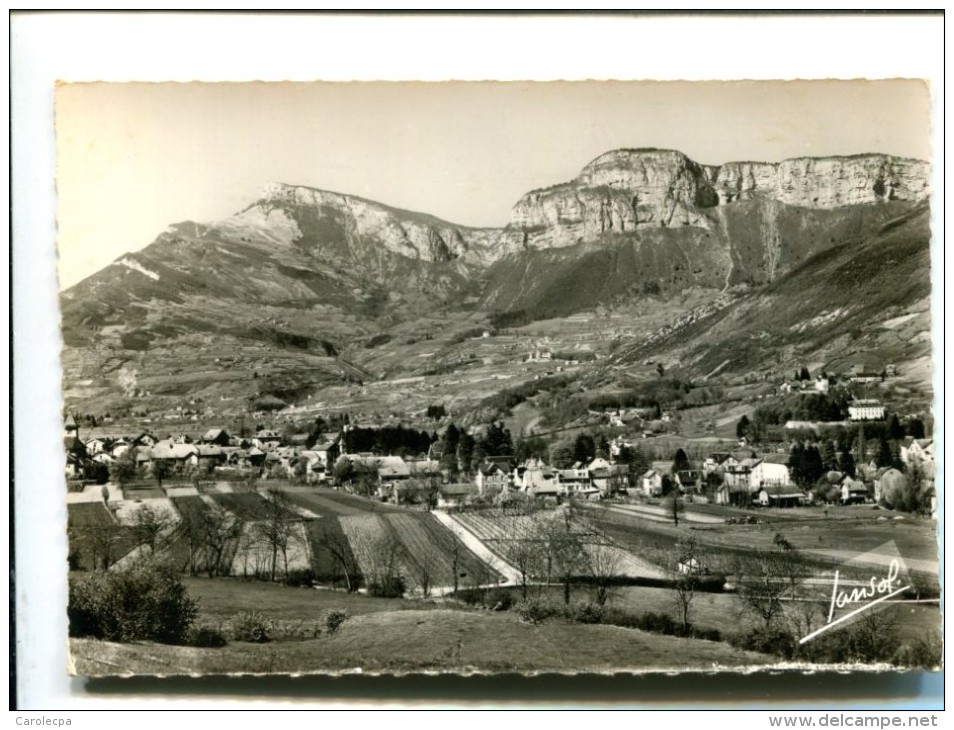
[606,503,725,524]
[431,510,522,585]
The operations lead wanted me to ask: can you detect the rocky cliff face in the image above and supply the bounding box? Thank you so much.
[506,149,930,250]
[212,182,508,267]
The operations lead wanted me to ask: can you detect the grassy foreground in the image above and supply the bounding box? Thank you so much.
[70,608,772,676]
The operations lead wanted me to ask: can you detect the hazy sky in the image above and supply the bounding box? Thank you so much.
[56,79,931,289]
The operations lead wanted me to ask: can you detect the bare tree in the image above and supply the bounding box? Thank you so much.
[314,521,360,592]
[669,536,701,634]
[254,489,305,582]
[351,530,404,596]
[546,519,587,605]
[499,518,545,601]
[732,549,791,630]
[79,519,125,571]
[665,493,686,526]
[585,534,623,606]
[131,503,175,558]
[199,505,244,577]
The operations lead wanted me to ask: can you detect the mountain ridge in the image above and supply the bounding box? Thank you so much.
[59,147,933,419]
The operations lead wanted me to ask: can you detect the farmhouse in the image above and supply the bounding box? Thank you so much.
[901,437,934,468]
[641,469,664,497]
[520,458,562,496]
[840,478,870,505]
[476,462,512,495]
[756,485,806,508]
[703,452,737,474]
[437,483,476,509]
[750,454,791,489]
[201,428,231,446]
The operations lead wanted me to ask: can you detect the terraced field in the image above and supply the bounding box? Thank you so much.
[384,512,502,589]
[452,509,667,579]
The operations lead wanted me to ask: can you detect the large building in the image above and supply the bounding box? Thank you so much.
[848,399,886,421]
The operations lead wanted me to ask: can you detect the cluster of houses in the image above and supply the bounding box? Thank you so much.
[64,415,342,484]
[64,411,936,515]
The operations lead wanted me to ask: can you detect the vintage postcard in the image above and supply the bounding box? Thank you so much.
[55,79,941,679]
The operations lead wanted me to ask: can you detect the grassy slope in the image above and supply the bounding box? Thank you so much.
[70,608,772,676]
[619,202,932,378]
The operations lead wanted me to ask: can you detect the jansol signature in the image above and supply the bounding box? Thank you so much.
[800,558,910,644]
[827,558,903,622]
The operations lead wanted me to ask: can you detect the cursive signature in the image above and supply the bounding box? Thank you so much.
[827,559,902,622]
[800,558,911,644]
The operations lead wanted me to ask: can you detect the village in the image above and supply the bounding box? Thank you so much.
[65,358,937,533]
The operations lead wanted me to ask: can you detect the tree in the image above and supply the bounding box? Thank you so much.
[585,536,622,606]
[548,520,586,605]
[131,504,175,557]
[78,518,124,571]
[198,505,244,577]
[152,458,172,488]
[314,521,360,592]
[500,517,545,601]
[572,433,596,465]
[482,422,515,457]
[354,464,380,499]
[799,366,811,381]
[549,440,576,469]
[837,449,857,478]
[110,449,139,488]
[456,432,476,476]
[665,493,685,526]
[907,418,926,439]
[672,448,690,474]
[875,436,894,468]
[887,414,905,441]
[820,440,837,471]
[333,457,355,486]
[670,536,700,634]
[732,548,792,630]
[736,415,751,440]
[254,489,304,582]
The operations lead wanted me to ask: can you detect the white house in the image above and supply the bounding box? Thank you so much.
[749,455,791,489]
[848,399,886,421]
[641,469,664,497]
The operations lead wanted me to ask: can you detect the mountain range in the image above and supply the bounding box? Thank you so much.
[59,148,933,423]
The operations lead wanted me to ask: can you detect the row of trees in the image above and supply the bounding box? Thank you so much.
[70,490,307,584]
[496,507,623,607]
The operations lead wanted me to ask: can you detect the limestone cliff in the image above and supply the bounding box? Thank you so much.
[506,149,929,250]
[212,182,508,267]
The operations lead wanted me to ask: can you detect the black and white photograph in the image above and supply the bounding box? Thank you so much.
[53,77,941,678]
[10,11,945,713]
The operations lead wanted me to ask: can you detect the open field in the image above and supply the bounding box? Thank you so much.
[70,607,774,676]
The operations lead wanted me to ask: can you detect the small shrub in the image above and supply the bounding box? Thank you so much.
[637,611,679,635]
[454,588,484,606]
[893,636,942,669]
[68,564,198,644]
[231,610,272,643]
[572,602,607,625]
[367,576,406,598]
[487,589,514,611]
[691,626,722,642]
[322,609,349,635]
[732,626,797,659]
[284,569,316,588]
[188,627,228,648]
[515,598,556,625]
